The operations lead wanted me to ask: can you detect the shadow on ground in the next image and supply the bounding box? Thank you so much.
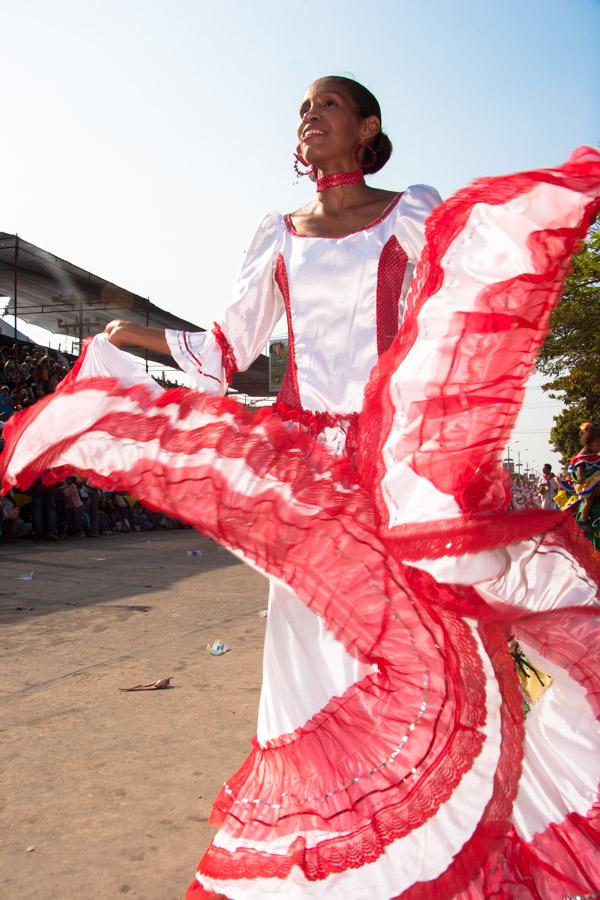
[0,530,239,624]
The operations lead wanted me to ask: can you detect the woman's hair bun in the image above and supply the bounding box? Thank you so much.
[364,131,392,175]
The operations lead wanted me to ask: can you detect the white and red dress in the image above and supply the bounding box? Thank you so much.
[2,151,600,899]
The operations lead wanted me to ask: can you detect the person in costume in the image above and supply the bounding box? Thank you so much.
[568,422,600,549]
[1,77,600,899]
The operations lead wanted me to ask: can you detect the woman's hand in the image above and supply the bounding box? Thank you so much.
[104,320,133,347]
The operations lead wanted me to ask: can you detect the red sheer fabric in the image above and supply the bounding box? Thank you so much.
[358,148,600,550]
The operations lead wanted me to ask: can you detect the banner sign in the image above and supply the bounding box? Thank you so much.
[268,338,289,392]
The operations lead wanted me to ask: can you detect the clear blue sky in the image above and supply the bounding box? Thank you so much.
[3,0,599,472]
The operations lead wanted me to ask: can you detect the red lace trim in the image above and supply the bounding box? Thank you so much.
[376,235,408,356]
[211,323,237,385]
[273,254,301,407]
[383,507,566,562]
[357,148,600,549]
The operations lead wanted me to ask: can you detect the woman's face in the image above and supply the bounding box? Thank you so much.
[297,79,378,170]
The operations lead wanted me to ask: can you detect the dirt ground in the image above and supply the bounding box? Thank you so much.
[0,531,268,899]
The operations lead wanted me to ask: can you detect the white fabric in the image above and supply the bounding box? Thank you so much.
[78,333,162,392]
[198,626,503,899]
[282,185,441,414]
[473,538,600,839]
[164,328,225,394]
[257,578,377,743]
[475,537,598,612]
[164,186,440,415]
[511,640,600,841]
[407,546,509,585]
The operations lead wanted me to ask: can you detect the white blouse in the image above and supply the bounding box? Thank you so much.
[166,184,441,412]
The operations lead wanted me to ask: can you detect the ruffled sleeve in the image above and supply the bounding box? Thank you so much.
[391,185,442,329]
[165,211,284,395]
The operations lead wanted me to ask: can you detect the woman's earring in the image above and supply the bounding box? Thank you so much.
[294,145,314,178]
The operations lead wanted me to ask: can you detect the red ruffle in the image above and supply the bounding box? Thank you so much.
[2,344,599,896]
[0,368,520,892]
[212,322,238,385]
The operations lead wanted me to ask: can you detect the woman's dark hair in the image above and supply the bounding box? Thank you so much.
[321,75,392,175]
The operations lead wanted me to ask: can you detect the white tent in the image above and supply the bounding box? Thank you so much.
[0,316,32,343]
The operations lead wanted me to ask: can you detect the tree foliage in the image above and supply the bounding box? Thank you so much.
[537,221,600,462]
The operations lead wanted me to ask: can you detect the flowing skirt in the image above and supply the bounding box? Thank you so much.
[2,148,600,898]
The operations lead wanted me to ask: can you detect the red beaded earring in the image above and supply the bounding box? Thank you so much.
[294,145,315,178]
[354,142,378,171]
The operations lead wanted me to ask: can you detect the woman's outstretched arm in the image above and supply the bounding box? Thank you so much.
[103,320,170,356]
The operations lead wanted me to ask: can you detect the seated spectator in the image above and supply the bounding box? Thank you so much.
[131,502,154,531]
[3,356,16,388]
[160,515,182,529]
[0,385,13,418]
[0,492,19,541]
[102,497,132,532]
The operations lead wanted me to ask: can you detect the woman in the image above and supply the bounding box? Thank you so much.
[1,77,600,898]
[568,422,600,549]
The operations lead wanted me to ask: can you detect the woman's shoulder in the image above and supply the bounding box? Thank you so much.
[399,183,443,208]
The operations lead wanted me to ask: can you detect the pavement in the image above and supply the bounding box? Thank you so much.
[0,531,268,899]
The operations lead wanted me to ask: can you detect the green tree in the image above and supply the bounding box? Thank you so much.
[537,221,600,463]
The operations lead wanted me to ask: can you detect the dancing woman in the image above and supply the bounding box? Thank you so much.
[2,77,600,898]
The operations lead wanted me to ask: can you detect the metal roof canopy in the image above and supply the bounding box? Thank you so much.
[0,233,268,396]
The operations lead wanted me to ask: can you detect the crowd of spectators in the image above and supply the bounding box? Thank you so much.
[0,343,73,420]
[0,478,191,542]
[0,340,189,543]
[508,473,542,510]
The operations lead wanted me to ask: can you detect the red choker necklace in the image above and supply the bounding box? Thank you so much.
[316,169,365,192]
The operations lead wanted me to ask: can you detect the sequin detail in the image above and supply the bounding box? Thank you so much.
[316,169,365,192]
[376,235,408,356]
[274,254,301,408]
